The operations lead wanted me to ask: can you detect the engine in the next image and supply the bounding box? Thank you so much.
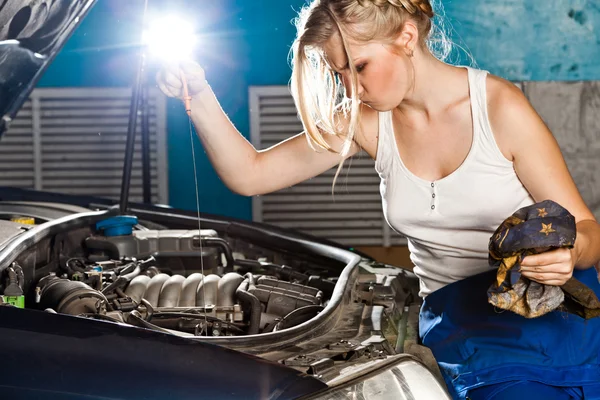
[2,219,336,338]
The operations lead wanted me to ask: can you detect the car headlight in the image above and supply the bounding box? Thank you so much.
[301,355,451,400]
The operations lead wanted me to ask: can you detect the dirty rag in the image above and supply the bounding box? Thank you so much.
[487,199,600,319]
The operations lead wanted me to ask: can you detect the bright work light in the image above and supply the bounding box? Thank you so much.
[142,15,197,61]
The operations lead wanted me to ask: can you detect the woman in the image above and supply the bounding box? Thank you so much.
[157,0,600,398]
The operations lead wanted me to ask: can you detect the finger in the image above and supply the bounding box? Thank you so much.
[530,279,568,286]
[163,70,183,90]
[156,79,177,98]
[521,249,571,267]
[521,270,571,278]
[521,250,570,266]
[524,274,569,286]
[156,71,182,98]
[158,66,183,89]
[520,263,572,274]
[521,270,571,284]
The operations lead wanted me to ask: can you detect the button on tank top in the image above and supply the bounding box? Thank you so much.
[375,66,534,297]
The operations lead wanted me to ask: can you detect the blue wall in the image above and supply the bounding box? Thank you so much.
[443,0,600,80]
[38,0,600,220]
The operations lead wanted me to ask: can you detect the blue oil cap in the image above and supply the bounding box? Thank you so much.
[96,216,138,237]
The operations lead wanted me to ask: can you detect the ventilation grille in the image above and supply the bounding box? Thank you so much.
[0,87,168,204]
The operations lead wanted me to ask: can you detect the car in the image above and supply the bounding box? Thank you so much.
[0,1,451,398]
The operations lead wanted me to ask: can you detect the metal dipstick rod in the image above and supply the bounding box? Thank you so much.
[180,71,208,333]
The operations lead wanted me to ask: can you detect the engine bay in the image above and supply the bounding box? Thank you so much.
[0,214,341,338]
[0,201,433,388]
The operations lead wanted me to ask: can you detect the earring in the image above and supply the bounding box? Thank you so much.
[407,49,414,57]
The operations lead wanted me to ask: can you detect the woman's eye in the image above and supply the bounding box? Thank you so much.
[356,63,366,73]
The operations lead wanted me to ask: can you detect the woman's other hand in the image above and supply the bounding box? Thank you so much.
[520,248,575,286]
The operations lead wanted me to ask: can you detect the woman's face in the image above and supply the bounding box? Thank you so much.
[322,32,414,111]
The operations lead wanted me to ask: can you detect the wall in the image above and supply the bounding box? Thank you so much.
[37,0,600,221]
[443,0,600,80]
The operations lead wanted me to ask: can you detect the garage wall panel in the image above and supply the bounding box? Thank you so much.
[0,101,35,188]
[0,87,168,204]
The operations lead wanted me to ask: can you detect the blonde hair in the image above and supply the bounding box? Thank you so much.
[290,0,452,188]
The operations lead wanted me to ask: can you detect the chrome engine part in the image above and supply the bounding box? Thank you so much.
[126,272,244,308]
[125,272,245,324]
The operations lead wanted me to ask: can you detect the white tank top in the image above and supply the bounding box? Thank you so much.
[375,66,534,298]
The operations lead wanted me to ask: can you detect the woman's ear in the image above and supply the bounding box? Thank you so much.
[394,20,419,56]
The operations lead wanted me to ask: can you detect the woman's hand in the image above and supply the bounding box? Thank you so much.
[156,59,209,100]
[520,248,575,286]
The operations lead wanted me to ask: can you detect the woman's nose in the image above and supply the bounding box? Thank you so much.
[342,75,363,99]
[356,85,364,100]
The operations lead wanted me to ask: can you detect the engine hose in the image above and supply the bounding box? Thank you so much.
[59,257,86,275]
[120,265,141,280]
[118,261,136,274]
[124,257,156,280]
[140,298,154,321]
[199,237,234,271]
[236,279,261,335]
[102,258,156,295]
[101,277,128,295]
[66,258,87,273]
[244,272,256,286]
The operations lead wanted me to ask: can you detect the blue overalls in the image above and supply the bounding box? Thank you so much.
[420,267,600,399]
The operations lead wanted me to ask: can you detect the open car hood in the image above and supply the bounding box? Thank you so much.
[0,0,96,138]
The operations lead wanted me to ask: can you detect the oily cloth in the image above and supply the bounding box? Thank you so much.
[487,199,600,319]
